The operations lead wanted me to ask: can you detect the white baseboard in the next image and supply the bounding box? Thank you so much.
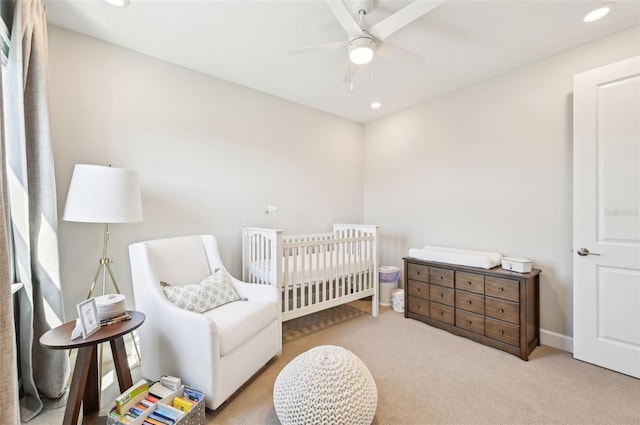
[540,329,573,353]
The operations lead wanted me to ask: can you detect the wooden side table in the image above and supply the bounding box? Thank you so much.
[40,310,145,425]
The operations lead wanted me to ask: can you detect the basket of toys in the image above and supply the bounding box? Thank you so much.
[107,379,204,425]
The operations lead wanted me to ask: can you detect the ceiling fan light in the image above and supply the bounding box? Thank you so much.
[583,3,614,22]
[348,37,375,65]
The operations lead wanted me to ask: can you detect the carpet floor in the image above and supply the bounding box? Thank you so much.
[30,301,640,424]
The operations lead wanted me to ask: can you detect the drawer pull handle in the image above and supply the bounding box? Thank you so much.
[467,300,472,305]
[499,308,504,313]
[499,330,505,335]
[499,287,504,292]
[416,271,420,275]
[440,294,444,298]
[439,312,444,316]
[467,281,472,285]
[439,276,443,280]
[417,288,421,292]
[466,320,472,325]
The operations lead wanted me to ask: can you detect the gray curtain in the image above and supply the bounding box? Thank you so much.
[4,0,69,421]
[0,12,20,422]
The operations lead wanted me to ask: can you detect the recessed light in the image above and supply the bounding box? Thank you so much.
[105,0,130,7]
[370,101,382,109]
[583,3,614,22]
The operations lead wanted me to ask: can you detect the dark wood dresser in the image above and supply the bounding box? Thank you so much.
[403,257,540,360]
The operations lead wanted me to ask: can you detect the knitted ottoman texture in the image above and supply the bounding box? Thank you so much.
[273,345,377,425]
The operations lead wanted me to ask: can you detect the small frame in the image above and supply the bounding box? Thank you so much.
[77,298,100,338]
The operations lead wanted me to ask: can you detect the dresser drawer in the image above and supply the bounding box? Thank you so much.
[408,296,430,317]
[430,302,454,325]
[485,297,519,324]
[456,310,484,335]
[455,290,485,315]
[485,277,519,302]
[429,267,454,288]
[430,285,454,306]
[407,280,430,300]
[455,271,484,294]
[485,317,520,347]
[407,263,429,283]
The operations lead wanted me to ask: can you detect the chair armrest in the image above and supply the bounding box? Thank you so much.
[138,289,220,349]
[134,290,221,395]
[232,280,279,303]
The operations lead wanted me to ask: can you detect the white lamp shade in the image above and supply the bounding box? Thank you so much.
[63,164,143,223]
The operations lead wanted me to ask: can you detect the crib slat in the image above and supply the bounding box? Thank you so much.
[283,246,290,313]
[313,244,318,304]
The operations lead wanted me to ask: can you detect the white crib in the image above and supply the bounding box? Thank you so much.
[242,224,379,322]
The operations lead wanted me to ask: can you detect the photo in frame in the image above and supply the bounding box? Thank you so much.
[77,298,100,338]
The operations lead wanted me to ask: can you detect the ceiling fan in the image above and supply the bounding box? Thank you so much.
[287,0,445,85]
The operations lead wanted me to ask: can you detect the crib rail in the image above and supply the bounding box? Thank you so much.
[242,224,379,321]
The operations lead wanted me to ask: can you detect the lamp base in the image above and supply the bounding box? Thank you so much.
[83,222,141,406]
[86,257,120,300]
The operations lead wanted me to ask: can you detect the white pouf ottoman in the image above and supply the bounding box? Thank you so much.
[273,345,377,425]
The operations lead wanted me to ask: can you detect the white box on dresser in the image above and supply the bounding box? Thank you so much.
[501,257,532,273]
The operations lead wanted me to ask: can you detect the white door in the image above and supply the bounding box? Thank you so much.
[573,56,640,378]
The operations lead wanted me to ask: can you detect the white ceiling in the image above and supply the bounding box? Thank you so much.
[45,0,640,123]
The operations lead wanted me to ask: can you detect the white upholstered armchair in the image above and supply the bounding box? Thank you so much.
[129,234,281,409]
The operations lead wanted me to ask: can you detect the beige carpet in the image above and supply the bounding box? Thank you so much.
[31,301,640,425]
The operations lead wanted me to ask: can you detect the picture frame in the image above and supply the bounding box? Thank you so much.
[77,298,100,338]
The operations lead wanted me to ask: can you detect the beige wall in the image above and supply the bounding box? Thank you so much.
[363,26,640,349]
[49,22,640,351]
[48,26,364,317]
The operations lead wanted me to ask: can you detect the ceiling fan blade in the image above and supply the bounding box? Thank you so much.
[343,61,355,85]
[326,0,364,38]
[376,41,425,65]
[368,0,445,41]
[286,41,346,55]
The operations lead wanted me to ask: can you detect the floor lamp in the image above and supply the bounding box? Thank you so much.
[63,164,143,399]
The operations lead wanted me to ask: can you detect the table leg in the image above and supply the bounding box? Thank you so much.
[110,336,133,392]
[63,345,96,425]
[84,344,100,413]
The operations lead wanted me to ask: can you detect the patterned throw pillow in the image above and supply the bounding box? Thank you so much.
[161,269,241,313]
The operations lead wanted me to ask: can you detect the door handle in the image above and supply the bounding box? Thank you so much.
[577,247,601,256]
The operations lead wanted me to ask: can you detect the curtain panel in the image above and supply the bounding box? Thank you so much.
[4,0,69,421]
[0,16,20,422]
